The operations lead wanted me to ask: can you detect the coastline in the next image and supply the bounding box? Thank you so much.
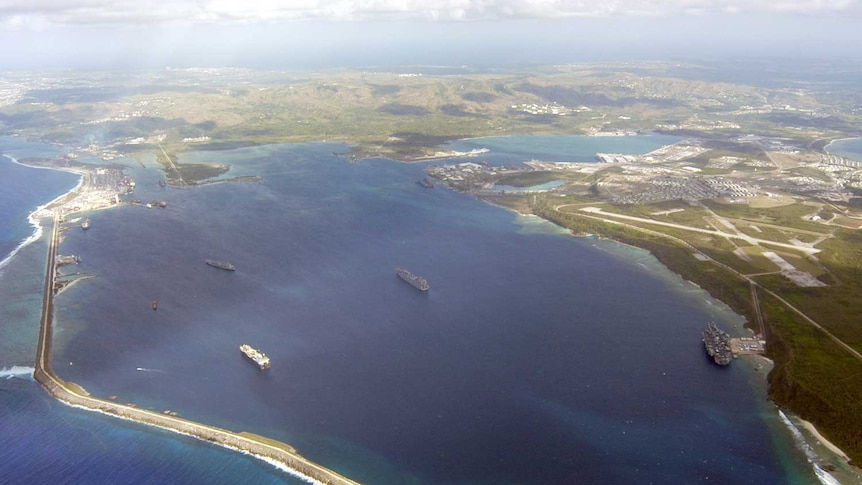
[823,137,861,159]
[801,419,850,461]
[33,214,360,485]
[0,154,83,270]
[473,191,858,482]
[11,136,856,483]
[823,137,858,150]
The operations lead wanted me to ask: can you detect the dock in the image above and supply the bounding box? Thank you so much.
[34,215,360,485]
[729,337,767,357]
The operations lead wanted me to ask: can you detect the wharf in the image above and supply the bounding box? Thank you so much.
[729,337,767,357]
[34,215,360,485]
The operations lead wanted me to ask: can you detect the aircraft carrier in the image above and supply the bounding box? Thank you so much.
[702,321,733,366]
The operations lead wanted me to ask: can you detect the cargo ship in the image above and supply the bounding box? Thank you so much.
[240,344,270,370]
[396,267,429,291]
[702,321,732,366]
[205,259,235,271]
[81,218,90,230]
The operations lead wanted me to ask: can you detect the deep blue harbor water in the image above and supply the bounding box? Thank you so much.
[1,135,822,484]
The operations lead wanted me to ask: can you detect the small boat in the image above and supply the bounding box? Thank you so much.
[151,300,158,311]
[81,218,90,230]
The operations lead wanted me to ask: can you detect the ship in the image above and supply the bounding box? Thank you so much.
[240,344,270,370]
[205,259,235,271]
[396,267,430,291]
[416,176,435,188]
[81,218,90,230]
[702,321,732,366]
[151,300,158,311]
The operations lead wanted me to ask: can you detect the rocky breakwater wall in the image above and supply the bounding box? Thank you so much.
[34,216,360,485]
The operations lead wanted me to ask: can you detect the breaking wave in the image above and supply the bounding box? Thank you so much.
[778,410,841,485]
[64,402,324,485]
[0,366,35,380]
[0,154,82,270]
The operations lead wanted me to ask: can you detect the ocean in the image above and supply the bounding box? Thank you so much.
[1,135,822,484]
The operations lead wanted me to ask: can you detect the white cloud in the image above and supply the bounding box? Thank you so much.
[0,0,858,28]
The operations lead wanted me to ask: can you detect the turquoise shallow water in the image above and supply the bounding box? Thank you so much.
[826,138,862,161]
[444,133,683,164]
[1,135,820,484]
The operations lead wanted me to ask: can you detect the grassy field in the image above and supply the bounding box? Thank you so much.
[495,171,563,187]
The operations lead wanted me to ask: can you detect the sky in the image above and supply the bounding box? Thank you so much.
[1,0,861,69]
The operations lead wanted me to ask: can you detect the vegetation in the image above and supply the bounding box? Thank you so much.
[762,291,862,464]
[527,192,862,464]
[532,197,758,324]
[5,61,862,164]
[495,171,562,187]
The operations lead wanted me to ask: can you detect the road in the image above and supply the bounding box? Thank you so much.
[158,143,186,186]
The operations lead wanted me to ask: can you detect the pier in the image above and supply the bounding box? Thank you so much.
[729,337,766,357]
[34,215,360,485]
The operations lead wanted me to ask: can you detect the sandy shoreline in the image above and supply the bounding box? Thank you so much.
[824,137,860,155]
[801,419,850,461]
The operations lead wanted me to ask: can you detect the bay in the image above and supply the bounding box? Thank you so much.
[826,138,862,162]
[47,138,816,484]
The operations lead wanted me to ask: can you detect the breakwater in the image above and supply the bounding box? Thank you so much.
[33,215,360,485]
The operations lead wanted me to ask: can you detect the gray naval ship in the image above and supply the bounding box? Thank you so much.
[206,259,235,271]
[396,267,430,291]
[702,321,732,366]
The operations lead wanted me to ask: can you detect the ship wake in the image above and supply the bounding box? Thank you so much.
[0,366,35,380]
[135,367,167,373]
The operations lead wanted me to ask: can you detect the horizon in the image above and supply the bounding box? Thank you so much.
[2,1,862,69]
